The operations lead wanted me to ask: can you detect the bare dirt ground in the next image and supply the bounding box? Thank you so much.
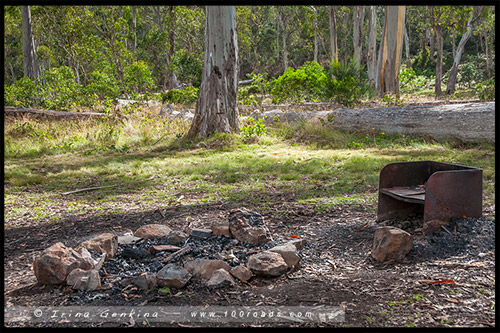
[4,188,496,328]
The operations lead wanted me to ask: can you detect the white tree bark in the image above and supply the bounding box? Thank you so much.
[367,6,377,85]
[328,6,338,63]
[187,6,239,139]
[353,6,365,69]
[376,6,406,95]
[21,6,38,80]
[446,6,483,95]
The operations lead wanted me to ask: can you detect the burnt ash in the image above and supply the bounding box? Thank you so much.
[410,217,496,261]
[101,233,281,280]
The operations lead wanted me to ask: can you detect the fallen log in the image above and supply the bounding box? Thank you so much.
[4,106,109,120]
[250,102,495,143]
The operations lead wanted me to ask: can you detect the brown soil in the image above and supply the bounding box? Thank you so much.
[4,193,496,328]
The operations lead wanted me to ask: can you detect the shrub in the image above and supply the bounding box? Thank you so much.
[171,49,203,88]
[475,78,495,101]
[271,61,329,103]
[326,58,373,107]
[161,86,199,106]
[85,61,121,102]
[398,65,427,93]
[124,60,156,94]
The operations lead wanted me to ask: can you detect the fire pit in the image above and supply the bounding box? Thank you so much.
[32,209,304,293]
[377,161,483,232]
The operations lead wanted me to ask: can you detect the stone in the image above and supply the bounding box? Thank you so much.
[149,244,182,254]
[117,232,142,245]
[371,226,413,262]
[33,242,95,285]
[289,238,306,250]
[129,273,157,291]
[228,209,273,245]
[247,251,288,277]
[66,268,101,291]
[230,265,253,282]
[211,224,231,237]
[269,243,300,267]
[422,219,449,234]
[184,258,231,280]
[189,228,213,239]
[206,268,236,288]
[166,230,189,244]
[134,224,173,240]
[76,233,118,260]
[156,264,191,289]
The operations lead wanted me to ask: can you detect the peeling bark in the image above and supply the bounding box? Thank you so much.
[187,6,239,139]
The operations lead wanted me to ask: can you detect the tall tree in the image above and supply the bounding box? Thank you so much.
[352,6,365,69]
[187,6,239,139]
[376,6,406,96]
[366,5,377,86]
[311,6,319,62]
[429,6,444,96]
[328,6,338,63]
[21,6,38,79]
[446,6,483,95]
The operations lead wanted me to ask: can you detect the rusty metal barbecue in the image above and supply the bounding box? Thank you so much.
[377,161,483,232]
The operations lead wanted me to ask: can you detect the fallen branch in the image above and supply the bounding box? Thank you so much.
[61,184,120,195]
[161,245,192,264]
[5,106,109,120]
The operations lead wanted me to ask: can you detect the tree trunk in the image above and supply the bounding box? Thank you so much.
[312,6,318,62]
[187,6,239,139]
[366,6,377,86]
[279,7,288,71]
[483,28,492,79]
[132,6,137,58]
[376,6,406,95]
[21,6,38,80]
[276,10,280,64]
[403,21,411,68]
[167,5,176,90]
[452,31,456,58]
[446,6,482,95]
[353,6,365,69]
[434,25,443,97]
[328,6,338,63]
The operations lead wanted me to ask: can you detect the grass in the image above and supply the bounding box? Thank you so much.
[4,103,495,227]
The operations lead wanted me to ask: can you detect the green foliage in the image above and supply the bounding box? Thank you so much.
[327,58,374,107]
[84,62,120,102]
[171,49,203,88]
[272,61,330,103]
[161,86,199,106]
[475,78,495,101]
[398,65,427,93]
[4,66,83,110]
[412,46,431,74]
[241,117,267,138]
[124,61,155,94]
[457,61,484,89]
[4,77,40,107]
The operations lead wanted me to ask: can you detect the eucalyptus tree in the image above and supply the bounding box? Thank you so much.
[187,6,239,139]
[446,6,484,95]
[376,6,406,96]
[21,6,39,80]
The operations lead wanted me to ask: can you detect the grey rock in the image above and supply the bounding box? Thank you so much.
[156,264,191,289]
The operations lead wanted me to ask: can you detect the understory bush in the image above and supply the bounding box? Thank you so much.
[161,85,199,106]
[475,78,495,101]
[270,60,373,107]
[271,61,329,104]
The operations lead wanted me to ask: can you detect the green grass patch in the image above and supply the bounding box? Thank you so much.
[4,107,495,226]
